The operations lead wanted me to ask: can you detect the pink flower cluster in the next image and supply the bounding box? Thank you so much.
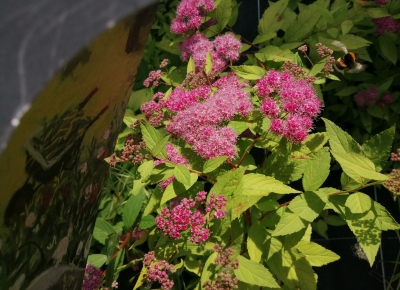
[140,92,165,127]
[256,70,322,142]
[82,264,103,290]
[171,0,215,34]
[391,148,400,162]
[166,78,252,159]
[143,69,162,88]
[164,85,211,112]
[155,191,227,243]
[384,169,400,196]
[353,86,393,108]
[372,17,400,35]
[203,244,239,290]
[143,251,176,290]
[180,33,241,73]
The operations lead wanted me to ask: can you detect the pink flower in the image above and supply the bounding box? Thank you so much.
[372,17,400,35]
[171,0,215,34]
[256,70,322,142]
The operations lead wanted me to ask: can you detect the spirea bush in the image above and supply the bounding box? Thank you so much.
[88,0,400,289]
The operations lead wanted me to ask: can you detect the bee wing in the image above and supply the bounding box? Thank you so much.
[332,40,348,54]
[347,62,367,73]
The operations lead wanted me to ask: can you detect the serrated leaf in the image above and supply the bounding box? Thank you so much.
[234,256,280,288]
[184,258,202,276]
[152,135,169,158]
[187,57,195,73]
[341,20,353,35]
[379,34,397,65]
[128,89,153,112]
[243,173,300,195]
[343,192,381,266]
[140,122,162,151]
[215,0,232,32]
[258,0,289,35]
[303,133,329,152]
[203,156,228,173]
[284,3,321,42]
[260,153,307,184]
[230,65,266,80]
[273,191,326,236]
[161,176,200,205]
[374,201,400,231]
[200,252,217,289]
[247,223,268,263]
[173,164,192,185]
[205,50,213,74]
[210,167,246,197]
[87,254,107,268]
[295,240,340,266]
[331,151,388,182]
[138,160,154,181]
[123,190,145,230]
[140,215,156,229]
[314,3,334,23]
[253,33,276,44]
[228,195,262,220]
[93,218,116,245]
[303,148,331,191]
[323,118,363,154]
[366,7,390,18]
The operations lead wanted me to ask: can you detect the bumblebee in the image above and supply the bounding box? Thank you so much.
[332,40,366,73]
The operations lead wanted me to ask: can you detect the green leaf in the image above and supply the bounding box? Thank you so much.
[303,133,329,153]
[314,3,334,23]
[247,223,268,263]
[205,51,213,74]
[210,167,246,197]
[152,135,169,158]
[140,122,162,151]
[187,57,195,73]
[87,254,107,268]
[128,89,153,112]
[344,192,381,266]
[341,20,353,35]
[260,153,307,184]
[331,151,388,182]
[243,173,300,195]
[234,256,280,288]
[123,190,145,230]
[258,0,289,35]
[200,252,217,289]
[161,176,200,205]
[173,164,192,185]
[228,195,262,220]
[295,240,340,266]
[323,118,363,154]
[268,250,316,290]
[362,125,395,171]
[203,156,228,173]
[138,160,154,181]
[215,0,232,32]
[379,34,397,65]
[366,7,390,18]
[302,148,331,191]
[284,3,321,42]
[140,215,156,229]
[374,201,400,231]
[273,191,326,236]
[341,34,372,50]
[230,65,266,80]
[93,218,116,245]
[253,33,276,44]
[255,46,295,62]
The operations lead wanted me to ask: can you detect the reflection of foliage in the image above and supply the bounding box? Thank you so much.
[1,100,120,289]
